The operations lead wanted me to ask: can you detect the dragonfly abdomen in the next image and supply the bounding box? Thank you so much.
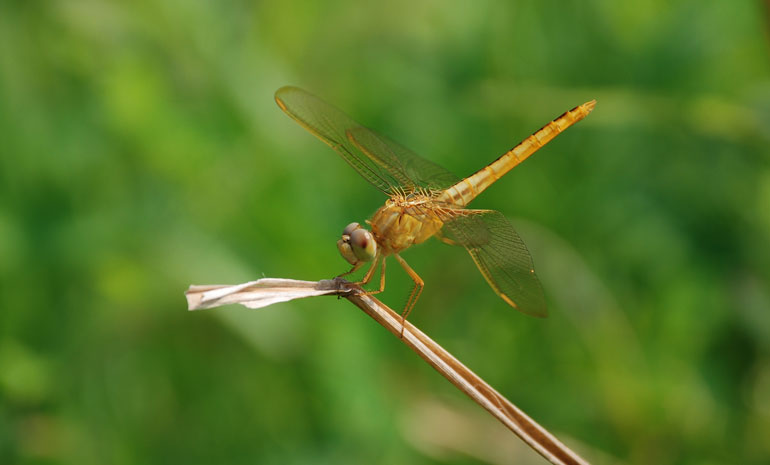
[438,100,596,207]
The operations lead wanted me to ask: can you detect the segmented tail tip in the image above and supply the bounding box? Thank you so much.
[583,99,597,114]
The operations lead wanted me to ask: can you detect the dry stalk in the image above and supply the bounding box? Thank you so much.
[185,278,589,465]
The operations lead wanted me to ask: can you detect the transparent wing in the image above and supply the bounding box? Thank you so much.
[275,86,458,193]
[347,127,460,190]
[440,209,547,317]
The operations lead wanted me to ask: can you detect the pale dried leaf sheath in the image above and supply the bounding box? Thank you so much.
[185,278,350,310]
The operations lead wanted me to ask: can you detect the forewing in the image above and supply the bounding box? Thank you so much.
[275,86,458,193]
[347,127,460,190]
[275,86,397,192]
[441,209,547,317]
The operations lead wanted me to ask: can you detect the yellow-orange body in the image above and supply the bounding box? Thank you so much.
[274,85,596,327]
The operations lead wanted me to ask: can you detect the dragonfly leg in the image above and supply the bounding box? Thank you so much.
[360,257,386,296]
[378,258,386,292]
[394,254,424,338]
[434,230,459,246]
[360,253,381,285]
[336,261,365,279]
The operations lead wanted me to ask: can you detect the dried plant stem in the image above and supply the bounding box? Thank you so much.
[344,284,588,465]
[185,278,588,465]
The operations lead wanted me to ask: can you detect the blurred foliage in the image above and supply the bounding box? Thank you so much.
[1,1,770,464]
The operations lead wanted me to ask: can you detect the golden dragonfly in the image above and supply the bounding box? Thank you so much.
[276,86,595,323]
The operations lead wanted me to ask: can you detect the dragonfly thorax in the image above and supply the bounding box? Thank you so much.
[369,202,444,255]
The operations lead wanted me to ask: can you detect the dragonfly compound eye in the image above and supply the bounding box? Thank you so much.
[342,222,361,237]
[350,228,377,261]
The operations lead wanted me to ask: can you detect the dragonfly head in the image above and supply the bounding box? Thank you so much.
[337,222,377,265]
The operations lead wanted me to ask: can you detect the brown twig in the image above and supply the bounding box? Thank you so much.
[185,278,589,465]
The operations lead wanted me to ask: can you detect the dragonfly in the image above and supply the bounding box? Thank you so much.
[275,86,595,325]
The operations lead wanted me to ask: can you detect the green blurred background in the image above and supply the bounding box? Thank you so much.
[2,1,769,464]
